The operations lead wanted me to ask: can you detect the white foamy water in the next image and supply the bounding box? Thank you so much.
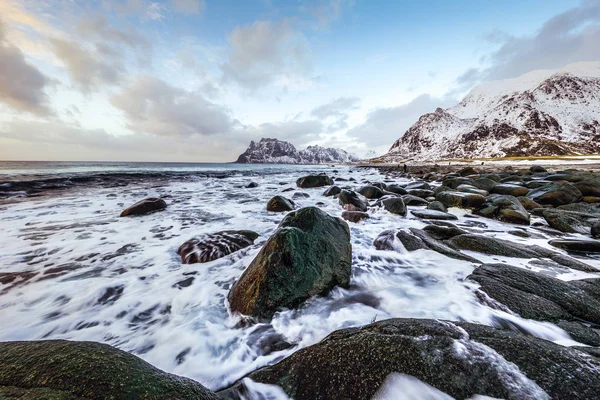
[0,163,599,395]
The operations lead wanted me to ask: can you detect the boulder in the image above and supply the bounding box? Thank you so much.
[422,223,468,240]
[435,191,486,209]
[401,194,429,206]
[246,182,259,188]
[474,194,530,225]
[526,184,582,206]
[442,177,473,189]
[338,190,368,212]
[381,197,406,216]
[410,209,457,220]
[266,196,295,212]
[292,192,310,200]
[472,178,497,192]
[228,207,352,319]
[490,183,529,197]
[120,198,167,217]
[358,185,384,199]
[341,211,369,223]
[456,184,488,196]
[448,234,597,272]
[224,318,600,400]
[542,210,591,234]
[530,165,547,173]
[177,231,259,264]
[405,181,432,190]
[427,201,447,212]
[406,188,435,198]
[575,178,600,197]
[323,186,341,197]
[296,175,333,188]
[0,340,218,400]
[458,166,478,176]
[517,196,542,211]
[548,239,600,253]
[593,223,600,238]
[385,184,408,195]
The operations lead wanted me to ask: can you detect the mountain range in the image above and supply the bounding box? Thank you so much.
[376,62,600,162]
[235,138,360,164]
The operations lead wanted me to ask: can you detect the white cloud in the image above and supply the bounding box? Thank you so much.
[171,0,204,15]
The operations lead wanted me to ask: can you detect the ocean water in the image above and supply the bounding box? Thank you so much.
[0,161,599,395]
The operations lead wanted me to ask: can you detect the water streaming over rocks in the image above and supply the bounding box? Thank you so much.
[1,161,600,398]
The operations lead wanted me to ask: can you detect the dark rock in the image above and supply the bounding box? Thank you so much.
[517,196,542,211]
[406,188,435,198]
[556,202,600,215]
[442,177,473,189]
[228,207,352,319]
[526,184,582,206]
[227,318,600,400]
[555,320,600,347]
[472,178,497,192]
[545,173,584,182]
[435,191,486,209]
[456,184,488,196]
[593,222,600,238]
[120,198,167,217]
[296,175,333,188]
[427,201,447,212]
[575,177,600,197]
[448,234,597,272]
[549,239,600,253]
[458,166,478,176]
[381,197,406,216]
[422,224,468,240]
[292,192,310,200]
[401,194,429,206]
[177,231,259,264]
[0,340,218,400]
[490,183,529,197]
[410,209,457,220]
[474,194,530,225]
[530,165,547,173]
[469,263,600,326]
[174,277,195,288]
[358,185,384,199]
[385,184,408,195]
[323,186,341,197]
[266,196,295,212]
[405,181,432,190]
[341,211,369,223]
[542,210,591,234]
[339,190,368,212]
[246,182,259,188]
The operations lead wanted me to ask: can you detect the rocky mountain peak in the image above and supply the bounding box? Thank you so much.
[236,138,359,164]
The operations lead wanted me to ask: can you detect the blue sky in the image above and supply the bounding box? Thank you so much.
[0,0,598,161]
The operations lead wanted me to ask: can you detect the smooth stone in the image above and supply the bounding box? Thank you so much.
[427,201,447,212]
[548,239,600,253]
[177,231,259,264]
[530,165,547,173]
[456,184,488,196]
[517,196,542,211]
[406,188,435,198]
[410,209,457,220]
[593,223,600,238]
[435,191,486,209]
[401,194,429,206]
[323,186,341,197]
[526,184,582,206]
[575,177,600,197]
[266,196,295,212]
[341,211,369,223]
[120,198,167,217]
[358,185,384,199]
[381,197,407,216]
[385,184,408,195]
[339,189,368,212]
[490,184,529,197]
[296,175,333,188]
[474,194,530,225]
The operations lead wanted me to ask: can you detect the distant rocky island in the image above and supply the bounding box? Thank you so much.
[235,138,360,164]
[376,62,600,162]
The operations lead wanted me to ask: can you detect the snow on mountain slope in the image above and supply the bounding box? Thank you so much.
[379,62,600,162]
[235,138,360,164]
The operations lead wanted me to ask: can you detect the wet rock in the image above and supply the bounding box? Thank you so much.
[0,340,218,400]
[120,198,167,217]
[381,197,406,216]
[226,318,600,400]
[555,320,600,347]
[385,184,408,195]
[458,166,478,176]
[422,223,468,240]
[593,223,600,238]
[472,178,497,192]
[469,263,600,327]
[228,207,352,320]
[427,201,447,212]
[556,202,600,215]
[530,165,547,173]
[296,175,333,188]
[517,196,542,211]
[341,211,369,223]
[406,188,435,198]
[435,191,486,209]
[490,183,529,197]
[97,285,124,305]
[474,194,530,225]
[526,184,582,206]
[338,190,368,212]
[173,277,195,289]
[323,186,341,197]
[575,177,600,197]
[266,196,295,212]
[548,239,600,253]
[448,234,597,272]
[410,209,457,220]
[401,194,429,206]
[542,210,591,234]
[456,184,488,196]
[177,231,259,264]
[442,177,473,189]
[246,182,259,188]
[358,185,384,199]
[405,181,432,191]
[292,192,310,200]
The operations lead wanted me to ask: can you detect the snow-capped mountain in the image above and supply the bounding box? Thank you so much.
[235,138,360,164]
[379,62,600,162]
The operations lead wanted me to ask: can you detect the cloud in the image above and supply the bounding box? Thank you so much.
[110,75,238,137]
[347,94,457,147]
[76,15,151,52]
[221,20,313,90]
[171,0,205,15]
[0,118,246,162]
[309,0,355,29]
[0,19,52,115]
[246,119,324,145]
[311,97,360,119]
[457,0,600,90]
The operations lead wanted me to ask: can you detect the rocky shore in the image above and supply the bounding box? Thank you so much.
[2,163,600,399]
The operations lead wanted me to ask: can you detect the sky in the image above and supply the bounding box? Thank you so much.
[1,0,599,162]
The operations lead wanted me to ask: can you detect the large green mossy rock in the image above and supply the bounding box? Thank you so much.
[228,207,352,319]
[0,340,218,400]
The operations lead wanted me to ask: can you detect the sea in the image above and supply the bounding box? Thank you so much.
[1,161,599,397]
